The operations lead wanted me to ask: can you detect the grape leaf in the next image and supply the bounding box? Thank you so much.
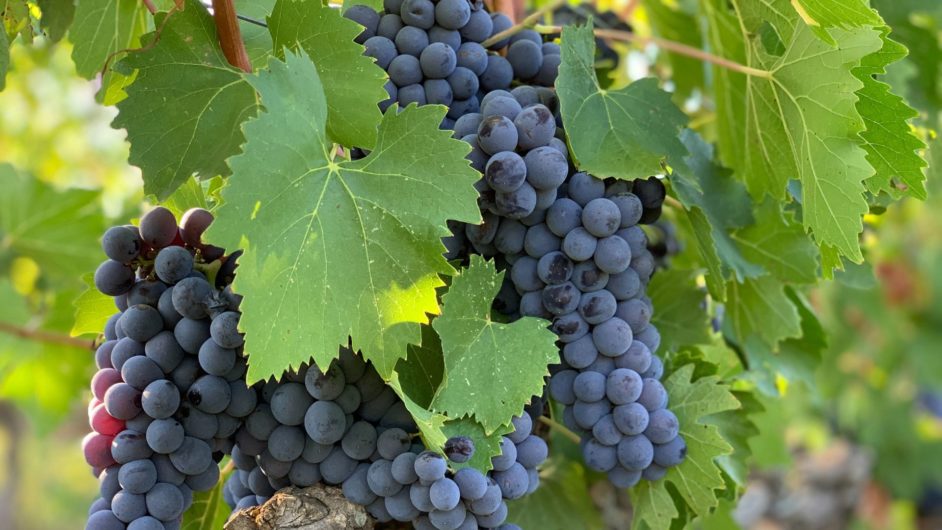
[671,129,761,299]
[431,256,558,434]
[648,269,711,353]
[113,1,258,200]
[723,276,802,349]
[703,0,883,261]
[37,0,75,42]
[397,324,444,408]
[268,0,388,149]
[507,461,605,530]
[72,273,115,337]
[0,164,105,281]
[208,51,480,382]
[709,389,762,486]
[237,0,276,67]
[160,177,214,218]
[557,20,689,180]
[640,0,705,99]
[630,364,741,529]
[791,0,882,45]
[731,200,819,284]
[440,416,509,472]
[69,0,148,79]
[181,465,232,529]
[854,30,927,199]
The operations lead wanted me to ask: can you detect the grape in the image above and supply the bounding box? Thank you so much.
[484,151,527,192]
[434,0,470,29]
[510,29,541,46]
[549,137,568,158]
[481,95,522,120]
[178,207,214,248]
[104,313,120,341]
[572,399,609,430]
[606,268,641,300]
[430,477,461,510]
[550,311,589,343]
[364,35,398,69]
[339,421,376,460]
[578,289,617,324]
[84,433,117,468]
[400,0,435,29]
[587,354,616,377]
[524,146,568,190]
[492,461,528,500]
[480,54,513,91]
[120,305,163,343]
[384,0,402,15]
[91,404,125,436]
[541,282,580,315]
[145,482,185,521]
[488,436,516,472]
[453,112,482,138]
[633,176,667,210]
[495,182,537,219]
[194,339,234,377]
[608,466,642,488]
[465,212,499,245]
[510,85,540,107]
[536,251,573,285]
[429,26,461,51]
[96,341,117,370]
[615,340,652,374]
[642,464,667,481]
[443,436,475,463]
[616,298,651,334]
[388,54,423,86]
[609,192,644,227]
[112,430,153,465]
[583,439,617,472]
[456,9,490,42]
[141,379,180,419]
[637,327,662,360]
[469,478,501,514]
[645,409,680,444]
[542,42,561,55]
[447,96,480,119]
[268,382,312,426]
[493,219,526,255]
[304,400,346,445]
[146,419,185,454]
[178,402,218,440]
[385,487,421,522]
[562,336,598,369]
[480,89,512,108]
[562,227,597,261]
[118,459,158,495]
[186,462,220,491]
[637,378,668,411]
[517,291,547,318]
[170,436,212,476]
[157,288,182,328]
[420,78,452,106]
[548,369,577,405]
[477,115,517,155]
[631,250,656,281]
[546,198,583,237]
[169,357,200,395]
[92,368,123,401]
[171,277,211,319]
[487,12,513,49]
[594,235,632,274]
[523,223,560,257]
[104,383,143,421]
[567,172,605,206]
[450,468,486,502]
[515,435,547,468]
[617,225,648,255]
[111,490,147,523]
[95,260,135,296]
[102,226,142,263]
[287,459,321,487]
[507,40,542,79]
[173,316,210,352]
[398,83,427,106]
[592,414,623,446]
[86,509,124,530]
[187,375,231,414]
[420,42,457,78]
[344,4,380,43]
[581,198,621,238]
[430,503,468,530]
[246,467,275,496]
[139,207,178,249]
[617,435,654,470]
[414,451,447,482]
[592,317,632,356]
[367,460,402,497]
[456,44,487,78]
[141,332,182,374]
[653,435,687,467]
[514,104,555,150]
[268,424,305,462]
[535,53,561,86]
[409,482,434,512]
[154,246,193,285]
[606,368,644,405]
[377,13,403,39]
[535,187,557,210]
[395,26,429,57]
[573,371,606,402]
[246,405,278,441]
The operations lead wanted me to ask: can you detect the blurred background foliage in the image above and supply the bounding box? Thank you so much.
[0,1,940,529]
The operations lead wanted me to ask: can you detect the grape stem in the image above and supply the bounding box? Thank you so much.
[142,0,158,14]
[481,0,568,48]
[0,322,94,350]
[537,415,581,444]
[536,24,773,79]
[664,195,683,211]
[211,0,252,73]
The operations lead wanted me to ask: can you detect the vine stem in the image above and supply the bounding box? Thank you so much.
[142,0,158,14]
[211,0,252,73]
[664,195,683,210]
[538,415,581,444]
[536,24,772,78]
[0,322,94,350]
[481,0,567,48]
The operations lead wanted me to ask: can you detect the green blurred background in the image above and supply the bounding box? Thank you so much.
[1,2,941,529]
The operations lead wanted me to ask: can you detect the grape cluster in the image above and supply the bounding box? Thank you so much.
[343,0,559,126]
[221,348,544,529]
[85,207,254,530]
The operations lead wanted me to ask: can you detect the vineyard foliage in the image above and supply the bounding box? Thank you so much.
[0,0,939,528]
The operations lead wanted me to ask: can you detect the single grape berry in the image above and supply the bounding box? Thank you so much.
[443,435,475,463]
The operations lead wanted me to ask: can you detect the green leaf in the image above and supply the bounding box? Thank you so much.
[703,0,883,261]
[237,0,276,67]
[38,0,76,42]
[792,0,882,45]
[648,269,711,352]
[208,51,480,382]
[69,0,148,79]
[854,30,927,199]
[181,465,232,529]
[268,0,387,149]
[640,0,705,99]
[709,389,762,486]
[723,276,802,349]
[113,0,258,200]
[506,460,605,530]
[160,177,212,218]
[630,364,740,529]
[557,20,689,179]
[0,164,105,282]
[440,416,509,472]
[672,129,761,299]
[731,200,819,284]
[397,324,444,409]
[72,273,115,337]
[431,256,558,434]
